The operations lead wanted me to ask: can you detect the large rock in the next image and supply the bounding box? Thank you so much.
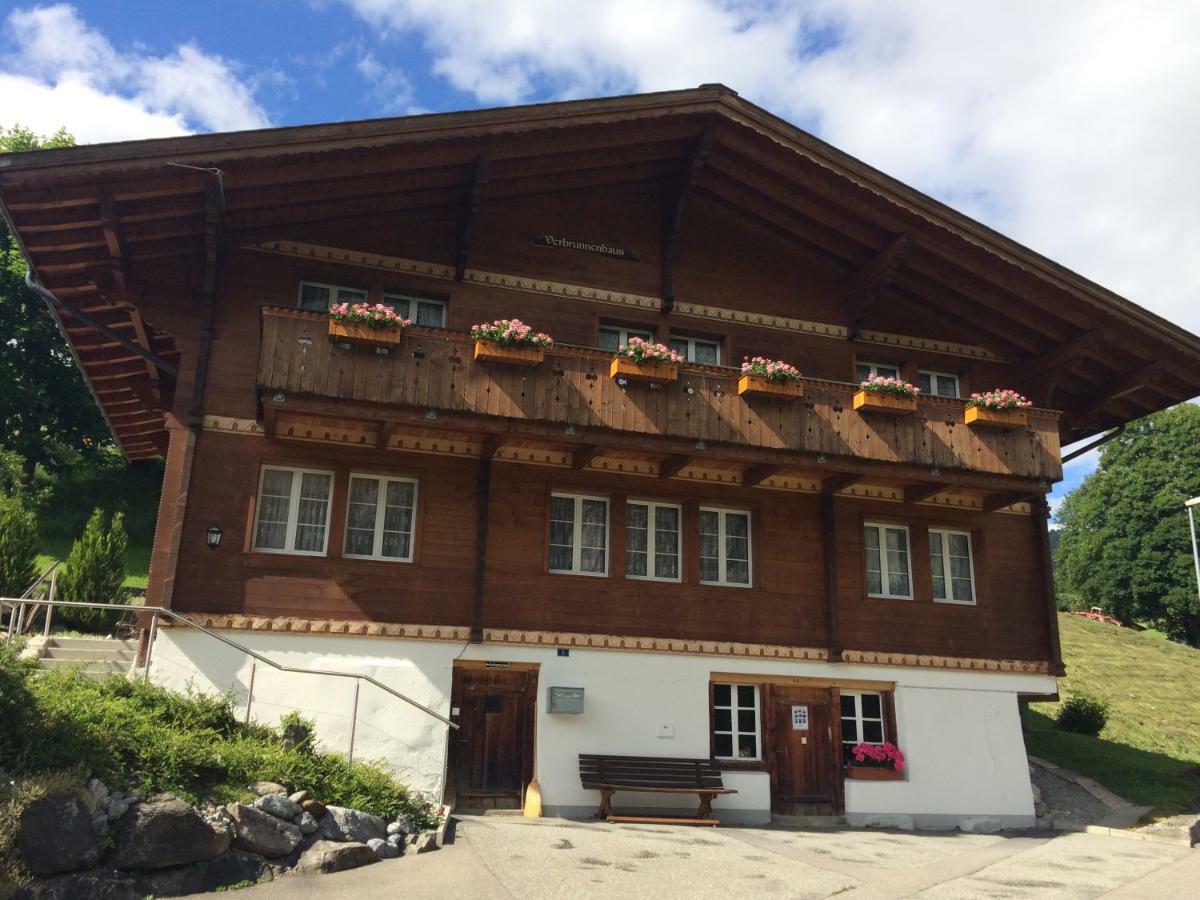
[294,811,319,835]
[227,803,302,858]
[301,798,327,818]
[248,781,289,797]
[13,870,142,900]
[138,850,273,897]
[254,793,302,821]
[317,806,387,843]
[414,831,440,854]
[16,794,101,876]
[108,794,229,870]
[367,837,399,859]
[295,840,379,875]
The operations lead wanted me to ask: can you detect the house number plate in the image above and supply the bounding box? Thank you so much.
[791,705,810,731]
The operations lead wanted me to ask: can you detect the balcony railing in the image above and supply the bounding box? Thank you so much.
[258,308,1062,482]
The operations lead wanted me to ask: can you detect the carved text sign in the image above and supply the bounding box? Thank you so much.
[538,234,634,260]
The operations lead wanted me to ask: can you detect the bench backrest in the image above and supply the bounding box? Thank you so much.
[579,754,726,790]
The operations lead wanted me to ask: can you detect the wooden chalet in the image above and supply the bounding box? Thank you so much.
[3,85,1198,826]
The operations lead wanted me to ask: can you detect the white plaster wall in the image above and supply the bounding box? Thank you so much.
[150,629,1053,825]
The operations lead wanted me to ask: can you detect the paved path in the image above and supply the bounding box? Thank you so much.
[217,816,1192,899]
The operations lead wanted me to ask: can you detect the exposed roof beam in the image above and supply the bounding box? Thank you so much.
[1017,329,1105,385]
[741,464,780,487]
[1065,362,1165,425]
[571,444,600,470]
[658,454,693,479]
[981,490,1037,513]
[822,473,864,494]
[661,127,714,312]
[842,233,910,339]
[904,482,947,504]
[454,155,491,282]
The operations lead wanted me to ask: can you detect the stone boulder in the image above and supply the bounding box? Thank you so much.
[414,831,440,854]
[289,790,309,804]
[227,803,302,858]
[367,837,399,860]
[108,794,229,870]
[254,793,302,821]
[17,794,101,876]
[138,850,273,896]
[13,870,142,900]
[248,781,288,797]
[301,798,327,818]
[295,840,379,875]
[317,806,387,843]
[294,811,319,835]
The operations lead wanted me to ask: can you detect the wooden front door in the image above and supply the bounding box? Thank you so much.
[768,687,841,814]
[449,666,537,810]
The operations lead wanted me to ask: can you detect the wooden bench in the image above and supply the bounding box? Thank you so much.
[579,754,737,826]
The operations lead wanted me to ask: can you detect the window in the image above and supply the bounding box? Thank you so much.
[855,360,901,381]
[669,335,720,365]
[252,466,334,556]
[298,281,367,311]
[383,292,446,328]
[864,523,912,599]
[930,528,976,604]
[699,508,751,586]
[598,323,654,352]
[712,683,760,761]
[626,501,681,581]
[549,493,608,576]
[919,370,960,398]
[841,691,886,760]
[344,475,418,562]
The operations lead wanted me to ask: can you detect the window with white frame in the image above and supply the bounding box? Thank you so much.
[298,281,367,311]
[855,360,901,381]
[930,528,976,604]
[548,494,608,575]
[598,323,654,352]
[669,335,721,365]
[625,501,681,581]
[382,292,446,328]
[840,691,886,758]
[699,508,751,586]
[864,522,912,598]
[712,683,761,760]
[918,370,960,398]
[253,466,334,555]
[344,475,418,562]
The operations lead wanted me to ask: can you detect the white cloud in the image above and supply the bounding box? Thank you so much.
[357,51,417,115]
[0,4,271,141]
[337,0,1200,336]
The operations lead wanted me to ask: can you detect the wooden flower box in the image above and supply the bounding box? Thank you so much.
[473,339,545,367]
[964,406,1028,430]
[846,766,905,781]
[328,319,403,349]
[610,356,679,384]
[852,389,917,415]
[737,374,804,400]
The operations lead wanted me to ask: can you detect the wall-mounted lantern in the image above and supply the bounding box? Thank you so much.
[206,524,223,550]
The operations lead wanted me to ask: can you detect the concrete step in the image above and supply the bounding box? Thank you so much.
[43,646,136,661]
[770,814,847,828]
[39,657,132,675]
[46,637,137,651]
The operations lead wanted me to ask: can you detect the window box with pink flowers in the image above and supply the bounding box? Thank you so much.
[845,741,906,781]
[964,389,1032,430]
[852,374,920,415]
[609,338,684,384]
[737,356,804,399]
[471,319,554,367]
[327,302,410,348]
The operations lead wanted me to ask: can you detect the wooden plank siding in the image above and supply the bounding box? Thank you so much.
[257,307,1062,482]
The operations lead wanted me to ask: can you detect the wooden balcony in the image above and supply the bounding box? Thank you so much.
[258,308,1062,486]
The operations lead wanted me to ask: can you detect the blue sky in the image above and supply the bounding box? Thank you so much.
[2,1,1197,516]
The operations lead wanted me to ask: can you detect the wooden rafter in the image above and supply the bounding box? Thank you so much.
[1065,361,1164,426]
[98,194,128,296]
[661,126,714,312]
[657,454,693,479]
[822,473,864,494]
[982,491,1037,513]
[571,445,600,470]
[740,464,780,487]
[842,233,910,338]
[1017,329,1105,385]
[904,483,946,504]
[455,155,491,282]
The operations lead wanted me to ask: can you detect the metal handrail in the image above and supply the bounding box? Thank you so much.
[0,596,457,730]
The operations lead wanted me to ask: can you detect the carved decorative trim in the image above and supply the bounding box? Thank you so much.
[464,269,660,311]
[243,241,1002,360]
[203,416,265,437]
[175,613,1049,674]
[250,240,454,280]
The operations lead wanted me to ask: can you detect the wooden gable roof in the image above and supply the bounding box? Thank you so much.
[1,84,1197,459]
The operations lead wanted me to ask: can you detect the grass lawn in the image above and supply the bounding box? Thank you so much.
[1027,613,1200,817]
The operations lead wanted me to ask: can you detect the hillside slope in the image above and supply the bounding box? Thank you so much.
[1027,613,1200,815]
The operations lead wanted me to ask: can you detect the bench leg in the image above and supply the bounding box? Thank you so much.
[598,789,615,819]
[697,793,715,820]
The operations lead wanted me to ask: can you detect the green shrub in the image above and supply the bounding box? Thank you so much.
[1056,694,1109,736]
[0,639,36,768]
[56,508,128,630]
[0,497,38,599]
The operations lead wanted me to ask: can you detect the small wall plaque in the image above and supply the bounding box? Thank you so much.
[548,686,585,714]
